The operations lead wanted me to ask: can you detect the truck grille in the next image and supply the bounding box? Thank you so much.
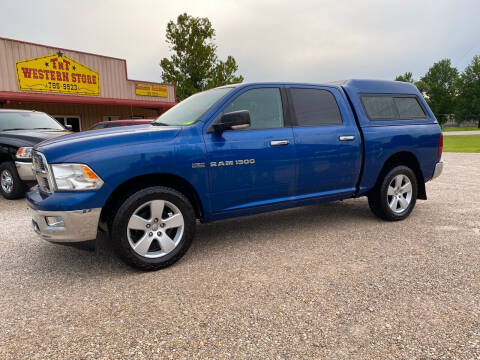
[32,151,54,194]
[32,152,46,171]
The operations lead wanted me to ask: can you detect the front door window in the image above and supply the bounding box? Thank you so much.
[222,88,284,130]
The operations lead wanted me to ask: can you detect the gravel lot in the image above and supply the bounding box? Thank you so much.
[0,152,479,359]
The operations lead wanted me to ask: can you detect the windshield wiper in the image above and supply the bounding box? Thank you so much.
[152,122,169,126]
[1,128,26,131]
[32,127,57,130]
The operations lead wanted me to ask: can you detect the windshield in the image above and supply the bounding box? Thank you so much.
[153,87,234,126]
[0,112,65,131]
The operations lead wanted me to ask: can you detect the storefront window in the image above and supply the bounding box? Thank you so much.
[54,116,81,132]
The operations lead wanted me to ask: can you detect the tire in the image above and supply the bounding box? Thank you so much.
[0,162,26,200]
[368,165,418,221]
[110,186,196,270]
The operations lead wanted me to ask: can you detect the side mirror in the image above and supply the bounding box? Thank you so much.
[65,124,73,131]
[209,110,251,133]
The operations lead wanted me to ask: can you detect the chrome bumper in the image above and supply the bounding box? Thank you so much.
[432,161,443,180]
[30,207,101,243]
[15,161,34,181]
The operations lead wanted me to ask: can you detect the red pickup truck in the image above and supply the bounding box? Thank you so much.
[88,119,153,130]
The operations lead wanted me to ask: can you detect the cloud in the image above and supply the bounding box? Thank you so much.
[1,0,479,83]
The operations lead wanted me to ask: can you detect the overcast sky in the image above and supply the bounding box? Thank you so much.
[1,0,479,84]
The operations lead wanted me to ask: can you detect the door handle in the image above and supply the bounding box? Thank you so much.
[270,140,289,146]
[339,136,355,141]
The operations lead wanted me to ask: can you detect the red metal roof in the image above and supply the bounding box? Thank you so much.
[0,91,174,109]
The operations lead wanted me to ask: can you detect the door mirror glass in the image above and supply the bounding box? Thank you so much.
[212,110,251,133]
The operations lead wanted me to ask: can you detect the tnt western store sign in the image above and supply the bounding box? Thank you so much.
[0,37,176,131]
[17,52,100,96]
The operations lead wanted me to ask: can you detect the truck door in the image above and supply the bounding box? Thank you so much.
[203,86,296,213]
[287,86,362,197]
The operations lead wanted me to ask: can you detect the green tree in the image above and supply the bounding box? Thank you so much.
[206,56,242,89]
[456,55,480,127]
[395,72,415,83]
[160,13,244,101]
[420,59,459,124]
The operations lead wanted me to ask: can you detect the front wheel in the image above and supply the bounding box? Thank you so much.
[0,162,26,200]
[110,186,196,270]
[368,165,418,221]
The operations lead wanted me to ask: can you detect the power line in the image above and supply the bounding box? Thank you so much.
[454,43,479,68]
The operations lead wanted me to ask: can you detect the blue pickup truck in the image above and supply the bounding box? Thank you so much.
[27,80,443,270]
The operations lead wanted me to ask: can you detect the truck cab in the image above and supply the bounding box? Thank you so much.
[27,80,443,270]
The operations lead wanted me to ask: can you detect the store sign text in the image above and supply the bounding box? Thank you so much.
[15,52,100,96]
[135,83,168,97]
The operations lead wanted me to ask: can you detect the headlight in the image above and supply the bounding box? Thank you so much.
[16,147,33,159]
[50,164,104,191]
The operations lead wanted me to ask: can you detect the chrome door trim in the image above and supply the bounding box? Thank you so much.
[270,140,289,146]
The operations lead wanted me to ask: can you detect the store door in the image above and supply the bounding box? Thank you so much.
[54,116,81,132]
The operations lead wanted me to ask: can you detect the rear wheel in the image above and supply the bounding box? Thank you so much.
[0,162,26,200]
[110,186,196,270]
[368,165,417,221]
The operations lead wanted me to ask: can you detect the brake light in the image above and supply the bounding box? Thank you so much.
[438,133,443,158]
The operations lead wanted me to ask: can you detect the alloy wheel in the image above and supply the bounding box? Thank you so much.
[127,200,185,258]
[1,170,13,194]
[387,174,412,213]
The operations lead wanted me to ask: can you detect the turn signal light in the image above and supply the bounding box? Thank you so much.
[81,165,99,179]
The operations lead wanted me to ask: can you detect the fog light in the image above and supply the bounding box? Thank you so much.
[45,216,65,227]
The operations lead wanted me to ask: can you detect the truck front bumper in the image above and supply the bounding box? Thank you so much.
[15,161,34,181]
[30,207,101,243]
[432,161,443,180]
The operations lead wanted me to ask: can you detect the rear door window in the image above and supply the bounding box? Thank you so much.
[289,88,342,126]
[362,95,426,120]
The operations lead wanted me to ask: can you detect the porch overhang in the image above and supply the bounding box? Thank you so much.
[0,91,176,110]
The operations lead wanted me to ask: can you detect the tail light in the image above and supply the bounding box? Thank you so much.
[438,133,443,158]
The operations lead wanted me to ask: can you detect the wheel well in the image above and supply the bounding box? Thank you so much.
[0,152,13,164]
[100,174,204,225]
[376,152,427,200]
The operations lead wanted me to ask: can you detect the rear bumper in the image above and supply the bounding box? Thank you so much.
[432,161,443,180]
[15,161,34,181]
[30,206,101,243]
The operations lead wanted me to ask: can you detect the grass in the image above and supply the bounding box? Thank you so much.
[442,126,479,132]
[443,135,480,153]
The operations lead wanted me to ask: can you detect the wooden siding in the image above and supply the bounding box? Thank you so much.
[0,37,175,103]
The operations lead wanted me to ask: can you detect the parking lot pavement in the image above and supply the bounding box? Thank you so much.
[0,153,479,359]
